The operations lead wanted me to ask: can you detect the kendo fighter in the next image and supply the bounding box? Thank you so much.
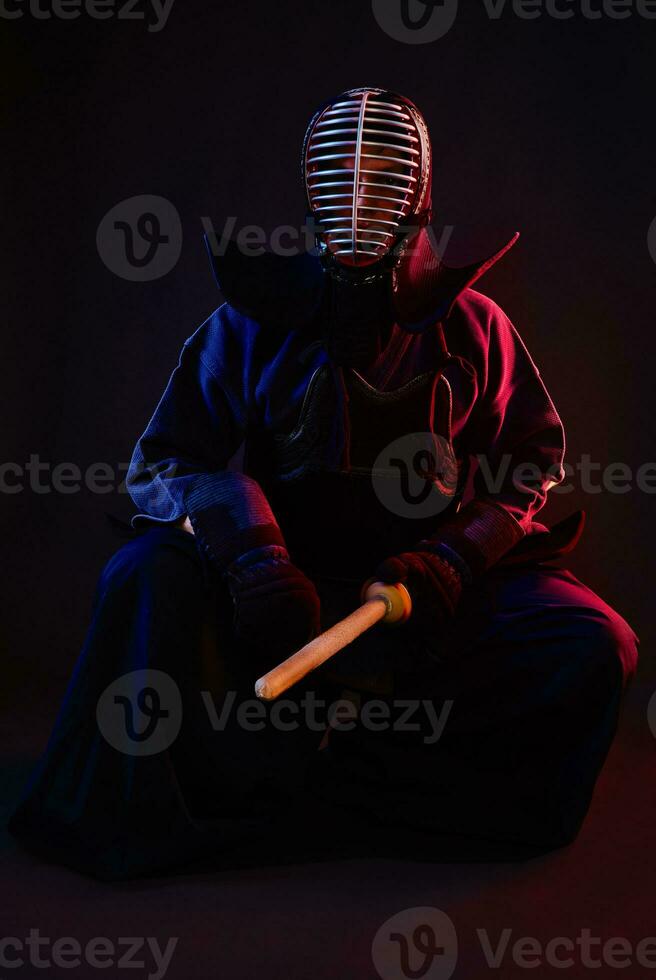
[10,87,638,879]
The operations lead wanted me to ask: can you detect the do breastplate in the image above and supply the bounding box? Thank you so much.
[249,362,466,580]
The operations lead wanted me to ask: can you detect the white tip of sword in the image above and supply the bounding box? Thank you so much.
[254,677,274,701]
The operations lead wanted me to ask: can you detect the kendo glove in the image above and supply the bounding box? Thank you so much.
[184,472,320,654]
[373,499,524,643]
[373,549,463,639]
[222,545,321,653]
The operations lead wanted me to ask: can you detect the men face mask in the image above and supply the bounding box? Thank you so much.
[302,87,433,368]
[303,87,432,269]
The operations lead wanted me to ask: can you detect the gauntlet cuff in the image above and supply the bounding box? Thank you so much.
[419,498,524,581]
[184,472,286,570]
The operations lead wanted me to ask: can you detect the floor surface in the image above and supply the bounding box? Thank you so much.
[1,675,654,980]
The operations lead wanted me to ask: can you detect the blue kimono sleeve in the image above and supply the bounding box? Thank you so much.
[126,308,248,527]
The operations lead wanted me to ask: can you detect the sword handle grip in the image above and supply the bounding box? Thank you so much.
[360,579,412,625]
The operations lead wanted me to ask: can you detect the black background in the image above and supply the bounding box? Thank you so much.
[3,0,655,692]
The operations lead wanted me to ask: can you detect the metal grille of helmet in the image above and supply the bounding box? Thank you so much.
[305,90,425,267]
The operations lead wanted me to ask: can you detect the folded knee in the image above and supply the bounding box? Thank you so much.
[576,609,638,686]
[99,526,202,592]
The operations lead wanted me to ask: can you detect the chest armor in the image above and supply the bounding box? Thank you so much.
[248,362,466,581]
